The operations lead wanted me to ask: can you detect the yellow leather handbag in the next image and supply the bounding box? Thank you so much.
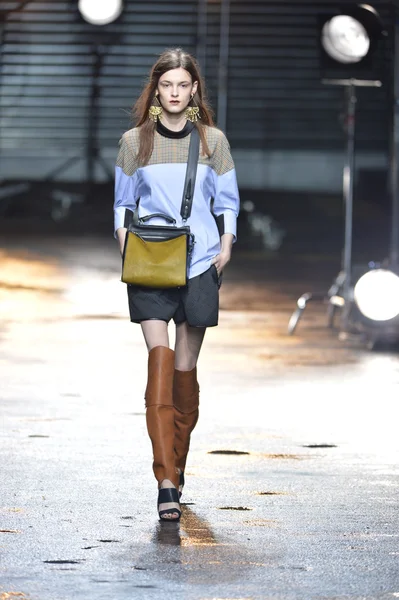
[121,128,199,288]
[122,216,192,288]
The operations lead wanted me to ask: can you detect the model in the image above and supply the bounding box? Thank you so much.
[114,48,240,520]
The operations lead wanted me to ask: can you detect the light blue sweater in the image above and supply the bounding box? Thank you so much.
[114,123,240,279]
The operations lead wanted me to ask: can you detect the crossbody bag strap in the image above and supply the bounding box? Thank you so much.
[180,127,200,222]
[126,128,200,229]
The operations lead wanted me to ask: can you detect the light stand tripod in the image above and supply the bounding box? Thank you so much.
[0,1,33,214]
[0,26,114,220]
[288,78,382,336]
[44,43,114,221]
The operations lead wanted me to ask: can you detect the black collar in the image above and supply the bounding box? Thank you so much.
[156,119,195,139]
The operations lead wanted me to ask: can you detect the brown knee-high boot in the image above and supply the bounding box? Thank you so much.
[145,346,179,490]
[173,367,200,476]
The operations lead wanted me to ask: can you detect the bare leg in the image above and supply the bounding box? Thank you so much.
[141,319,169,351]
[174,322,206,371]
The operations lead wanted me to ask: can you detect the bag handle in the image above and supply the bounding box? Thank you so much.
[180,127,200,222]
[139,213,176,225]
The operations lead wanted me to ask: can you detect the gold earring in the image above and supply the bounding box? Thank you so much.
[148,95,162,122]
[185,95,201,123]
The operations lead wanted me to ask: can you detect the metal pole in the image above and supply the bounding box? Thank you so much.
[196,0,207,75]
[0,18,6,189]
[390,5,399,267]
[217,0,230,132]
[342,82,357,307]
[0,1,32,185]
[87,46,102,185]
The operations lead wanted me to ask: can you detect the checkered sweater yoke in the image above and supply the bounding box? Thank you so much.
[114,125,240,279]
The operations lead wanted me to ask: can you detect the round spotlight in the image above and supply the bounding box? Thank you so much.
[321,3,386,65]
[354,269,399,322]
[78,0,123,26]
[322,15,370,64]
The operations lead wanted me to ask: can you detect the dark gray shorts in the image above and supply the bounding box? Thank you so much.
[127,265,222,328]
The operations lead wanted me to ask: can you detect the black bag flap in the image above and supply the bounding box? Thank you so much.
[129,223,190,242]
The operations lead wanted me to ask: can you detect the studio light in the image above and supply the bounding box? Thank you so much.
[289,4,395,344]
[354,269,399,322]
[78,0,123,26]
[322,15,370,64]
[321,4,385,67]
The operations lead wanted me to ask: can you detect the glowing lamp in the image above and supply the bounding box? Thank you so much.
[78,0,123,26]
[321,4,385,66]
[354,269,399,322]
[322,15,370,64]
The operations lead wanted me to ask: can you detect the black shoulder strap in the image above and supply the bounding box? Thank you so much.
[125,128,200,228]
[180,127,200,222]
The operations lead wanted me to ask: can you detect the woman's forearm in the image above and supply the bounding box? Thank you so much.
[220,233,234,255]
[116,227,127,255]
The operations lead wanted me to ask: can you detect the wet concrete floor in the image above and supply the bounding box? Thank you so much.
[1,235,399,600]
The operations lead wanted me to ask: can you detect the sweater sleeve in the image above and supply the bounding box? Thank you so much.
[113,132,139,236]
[211,131,240,242]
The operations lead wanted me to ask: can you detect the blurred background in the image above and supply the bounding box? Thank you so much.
[3,6,399,596]
[0,0,398,339]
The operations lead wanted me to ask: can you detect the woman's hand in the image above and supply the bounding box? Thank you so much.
[212,233,234,276]
[212,249,231,276]
[116,227,128,257]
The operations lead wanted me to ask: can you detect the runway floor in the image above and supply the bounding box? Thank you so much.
[1,234,398,600]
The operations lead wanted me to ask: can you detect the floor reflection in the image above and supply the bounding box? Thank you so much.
[148,504,259,586]
[153,505,218,548]
[180,505,218,547]
[153,520,181,546]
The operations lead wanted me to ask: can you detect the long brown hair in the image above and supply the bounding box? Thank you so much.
[133,48,215,165]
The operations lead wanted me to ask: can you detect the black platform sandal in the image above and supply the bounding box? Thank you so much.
[158,480,181,521]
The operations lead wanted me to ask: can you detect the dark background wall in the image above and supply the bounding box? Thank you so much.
[0,0,394,258]
[0,1,393,184]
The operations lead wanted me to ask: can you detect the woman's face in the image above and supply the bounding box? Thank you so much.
[157,67,198,116]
